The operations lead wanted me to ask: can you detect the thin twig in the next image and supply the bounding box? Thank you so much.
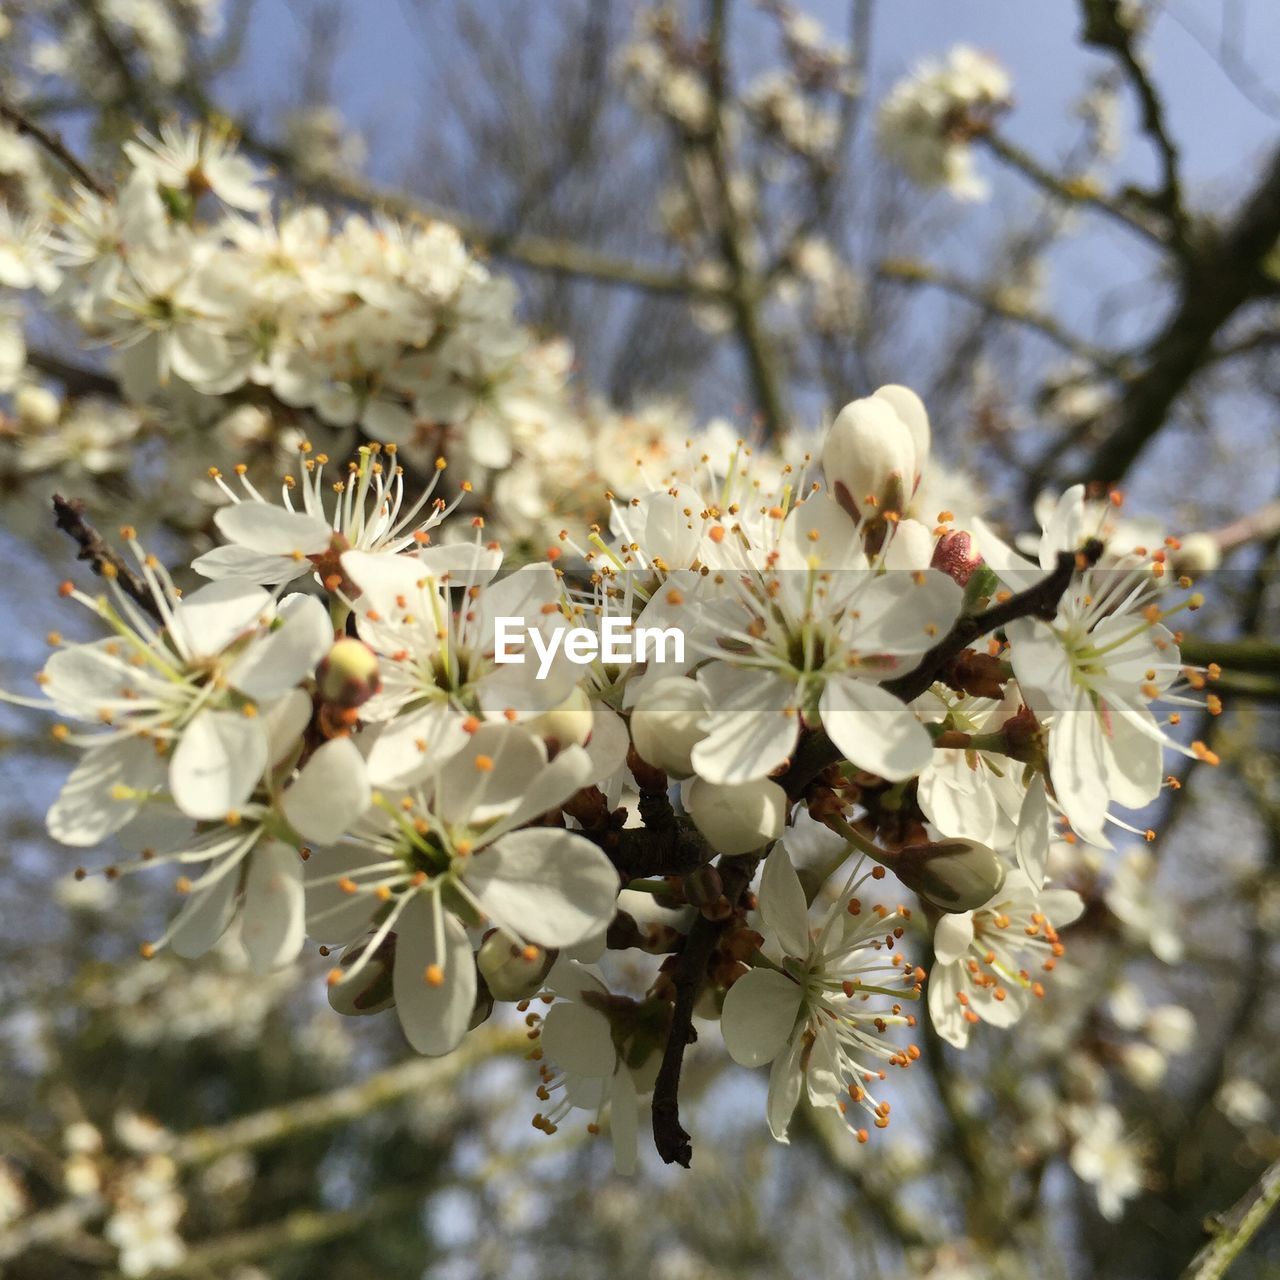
[51,495,162,623]
[1179,1158,1280,1280]
[0,100,108,196]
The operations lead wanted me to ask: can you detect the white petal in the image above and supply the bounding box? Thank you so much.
[467,828,619,947]
[392,894,476,1056]
[365,703,468,787]
[1048,687,1111,848]
[933,911,975,965]
[263,688,313,766]
[47,736,164,846]
[819,675,933,781]
[241,841,306,972]
[191,544,303,585]
[168,579,272,661]
[927,960,971,1049]
[690,666,798,784]
[229,593,333,700]
[281,736,370,843]
[1014,777,1050,888]
[169,872,238,960]
[434,723,547,828]
[214,503,333,556]
[542,1001,617,1077]
[765,1035,805,1142]
[302,844,382,943]
[610,1068,640,1175]
[169,709,267,820]
[720,967,803,1067]
[760,845,811,959]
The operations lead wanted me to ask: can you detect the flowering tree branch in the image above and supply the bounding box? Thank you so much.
[51,495,162,623]
[782,541,1102,796]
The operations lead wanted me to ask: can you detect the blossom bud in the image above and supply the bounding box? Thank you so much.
[15,383,60,428]
[821,385,926,519]
[327,931,395,1016]
[527,686,593,754]
[894,837,1006,913]
[686,777,786,855]
[476,929,553,1002]
[317,637,381,709]
[1170,532,1220,578]
[682,864,724,908]
[1120,1043,1167,1089]
[931,530,984,587]
[630,676,710,779]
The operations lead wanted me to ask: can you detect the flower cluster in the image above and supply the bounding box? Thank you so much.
[0,120,577,498]
[878,45,1012,200]
[6,368,1219,1176]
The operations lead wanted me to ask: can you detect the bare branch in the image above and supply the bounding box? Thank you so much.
[52,495,162,622]
[0,100,108,196]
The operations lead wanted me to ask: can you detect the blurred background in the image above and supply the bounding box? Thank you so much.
[0,0,1278,1276]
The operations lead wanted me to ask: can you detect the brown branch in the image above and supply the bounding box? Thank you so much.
[51,495,161,622]
[26,348,123,398]
[1078,144,1280,485]
[0,100,108,196]
[1079,0,1189,248]
[652,852,757,1166]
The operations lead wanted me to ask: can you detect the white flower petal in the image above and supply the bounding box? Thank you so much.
[819,675,933,781]
[610,1067,640,1176]
[760,845,811,959]
[191,544,302,585]
[168,579,272,661]
[720,967,803,1068]
[392,894,476,1056]
[467,828,619,947]
[47,736,163,846]
[169,709,267,820]
[1014,777,1050,888]
[933,911,975,965]
[214,503,333,557]
[690,666,798,784]
[169,872,239,960]
[281,736,370,843]
[228,593,332,701]
[241,841,306,973]
[765,1035,806,1142]
[542,1001,617,1077]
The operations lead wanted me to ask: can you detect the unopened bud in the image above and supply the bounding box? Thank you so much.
[527,686,593,754]
[476,929,553,1002]
[894,838,1006,913]
[822,385,928,520]
[630,676,710,779]
[682,864,723,908]
[931,530,984,588]
[686,777,786,855]
[317,637,381,709]
[945,648,1008,701]
[15,383,61,428]
[327,931,396,1016]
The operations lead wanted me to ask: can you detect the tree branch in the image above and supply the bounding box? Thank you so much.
[51,495,162,623]
[0,100,108,195]
[1077,144,1280,485]
[1179,1158,1280,1280]
[652,852,757,1166]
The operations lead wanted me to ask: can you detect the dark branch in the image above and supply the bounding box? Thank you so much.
[0,100,108,196]
[52,495,162,623]
[1077,144,1280,485]
[652,853,757,1166]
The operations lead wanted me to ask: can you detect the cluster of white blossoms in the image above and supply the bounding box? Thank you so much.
[5,369,1220,1177]
[878,45,1012,200]
[0,119,577,492]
